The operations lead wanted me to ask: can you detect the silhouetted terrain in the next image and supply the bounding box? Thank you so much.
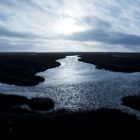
[0,52,140,86]
[0,53,66,86]
[0,93,140,139]
[123,95,140,111]
[79,52,140,72]
[0,52,140,138]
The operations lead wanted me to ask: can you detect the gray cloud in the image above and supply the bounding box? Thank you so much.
[68,29,140,46]
[72,14,140,46]
[0,0,140,52]
[0,27,38,39]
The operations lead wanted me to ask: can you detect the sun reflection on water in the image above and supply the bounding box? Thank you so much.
[40,55,88,84]
[0,56,140,117]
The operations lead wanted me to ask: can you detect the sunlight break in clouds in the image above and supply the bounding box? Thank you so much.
[54,18,85,35]
[0,0,140,52]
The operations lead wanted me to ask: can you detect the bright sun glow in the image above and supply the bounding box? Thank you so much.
[55,19,84,35]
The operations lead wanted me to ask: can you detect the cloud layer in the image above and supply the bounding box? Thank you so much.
[0,0,140,52]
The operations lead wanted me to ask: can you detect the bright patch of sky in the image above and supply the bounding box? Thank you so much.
[0,0,140,52]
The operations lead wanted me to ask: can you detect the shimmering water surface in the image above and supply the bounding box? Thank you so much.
[0,56,140,116]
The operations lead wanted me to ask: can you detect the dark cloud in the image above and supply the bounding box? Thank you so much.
[0,27,38,39]
[69,29,140,46]
[0,38,36,52]
[72,16,140,46]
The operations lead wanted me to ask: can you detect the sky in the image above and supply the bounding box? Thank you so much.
[0,0,140,52]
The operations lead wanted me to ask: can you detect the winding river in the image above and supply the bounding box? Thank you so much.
[0,55,140,117]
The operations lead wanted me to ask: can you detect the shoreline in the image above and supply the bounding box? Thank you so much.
[122,96,140,111]
[0,52,140,86]
[0,53,66,86]
[0,93,140,138]
[78,52,140,72]
[0,52,140,136]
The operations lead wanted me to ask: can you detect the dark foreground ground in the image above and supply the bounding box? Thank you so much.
[0,52,140,138]
[0,93,140,139]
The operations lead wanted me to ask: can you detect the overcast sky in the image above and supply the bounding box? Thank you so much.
[0,0,140,52]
